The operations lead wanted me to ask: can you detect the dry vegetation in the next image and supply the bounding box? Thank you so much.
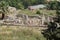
[0,25,46,40]
[19,9,56,16]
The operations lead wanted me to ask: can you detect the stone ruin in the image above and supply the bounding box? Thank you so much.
[0,6,54,27]
[0,13,53,27]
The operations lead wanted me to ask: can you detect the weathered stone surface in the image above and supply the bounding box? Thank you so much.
[0,6,54,27]
[1,13,53,27]
[8,6,17,14]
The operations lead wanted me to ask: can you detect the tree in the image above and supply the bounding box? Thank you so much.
[0,1,8,20]
[42,9,60,40]
[0,1,9,13]
[47,1,60,10]
[56,10,60,23]
[0,0,47,9]
[42,21,58,40]
[37,0,46,4]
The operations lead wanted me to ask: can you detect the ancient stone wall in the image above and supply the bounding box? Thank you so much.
[0,6,53,27]
[0,13,53,27]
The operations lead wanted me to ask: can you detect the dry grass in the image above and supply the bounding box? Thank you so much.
[19,9,56,16]
[0,25,46,40]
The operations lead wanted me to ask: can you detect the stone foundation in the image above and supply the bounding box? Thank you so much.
[0,13,53,27]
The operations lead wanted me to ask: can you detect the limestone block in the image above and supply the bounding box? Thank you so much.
[8,6,17,14]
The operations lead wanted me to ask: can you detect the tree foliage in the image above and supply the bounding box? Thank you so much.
[42,21,60,40]
[42,6,60,40]
[0,1,9,13]
[56,10,60,23]
[47,1,60,10]
[0,0,46,9]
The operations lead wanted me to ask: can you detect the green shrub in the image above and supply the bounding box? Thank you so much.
[36,11,41,15]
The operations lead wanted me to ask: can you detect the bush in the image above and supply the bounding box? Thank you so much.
[36,11,41,15]
[42,21,60,40]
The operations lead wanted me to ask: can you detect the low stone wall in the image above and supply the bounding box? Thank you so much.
[0,6,53,27]
[0,13,53,27]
